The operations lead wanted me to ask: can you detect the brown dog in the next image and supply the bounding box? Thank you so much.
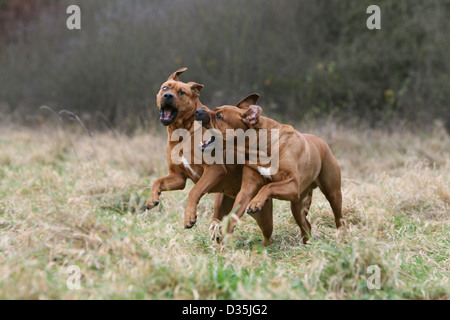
[146,69,273,243]
[195,94,344,244]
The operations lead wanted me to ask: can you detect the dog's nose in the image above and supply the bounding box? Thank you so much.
[195,109,210,124]
[195,109,203,118]
[195,108,205,119]
[163,93,174,100]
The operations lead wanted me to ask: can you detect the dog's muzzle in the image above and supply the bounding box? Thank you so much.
[195,109,217,152]
[195,109,210,126]
[159,93,178,126]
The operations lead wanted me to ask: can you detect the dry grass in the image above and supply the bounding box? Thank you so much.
[0,121,448,299]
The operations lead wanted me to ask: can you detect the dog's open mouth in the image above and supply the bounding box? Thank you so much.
[159,106,178,126]
[199,135,216,152]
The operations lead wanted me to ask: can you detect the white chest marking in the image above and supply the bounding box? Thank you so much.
[257,166,272,181]
[181,156,200,179]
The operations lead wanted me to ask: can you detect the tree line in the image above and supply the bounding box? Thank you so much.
[0,0,448,131]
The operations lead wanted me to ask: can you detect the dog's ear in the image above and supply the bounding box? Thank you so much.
[189,82,204,97]
[236,93,260,109]
[243,105,262,127]
[168,67,188,81]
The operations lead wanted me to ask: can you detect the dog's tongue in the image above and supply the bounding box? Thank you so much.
[163,109,172,120]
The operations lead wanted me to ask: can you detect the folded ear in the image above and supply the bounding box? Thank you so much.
[189,82,204,97]
[236,93,260,109]
[243,105,262,127]
[168,67,188,81]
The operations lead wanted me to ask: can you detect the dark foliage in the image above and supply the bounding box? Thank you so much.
[0,0,448,131]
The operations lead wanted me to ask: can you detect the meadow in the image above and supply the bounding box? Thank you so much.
[0,120,448,299]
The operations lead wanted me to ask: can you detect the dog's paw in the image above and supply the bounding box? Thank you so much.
[245,200,264,214]
[263,237,273,247]
[184,221,196,229]
[184,215,198,229]
[209,220,223,243]
[145,200,160,210]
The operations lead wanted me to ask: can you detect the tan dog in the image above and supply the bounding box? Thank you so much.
[146,69,273,244]
[195,94,344,244]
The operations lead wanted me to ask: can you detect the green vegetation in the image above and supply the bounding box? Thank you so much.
[0,124,448,299]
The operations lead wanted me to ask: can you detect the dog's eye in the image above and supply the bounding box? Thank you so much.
[216,113,224,120]
[179,90,185,96]
[162,86,168,91]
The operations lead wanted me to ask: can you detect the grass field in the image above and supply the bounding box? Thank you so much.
[0,121,448,299]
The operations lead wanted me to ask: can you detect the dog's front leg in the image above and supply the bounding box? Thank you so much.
[246,177,300,213]
[209,183,258,243]
[212,168,269,243]
[146,171,186,210]
[184,165,227,229]
[226,183,261,231]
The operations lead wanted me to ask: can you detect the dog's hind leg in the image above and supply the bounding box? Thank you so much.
[249,198,273,246]
[290,186,313,244]
[316,153,344,230]
[213,193,234,221]
[210,194,234,241]
[222,182,261,236]
[322,187,343,229]
[215,167,271,244]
